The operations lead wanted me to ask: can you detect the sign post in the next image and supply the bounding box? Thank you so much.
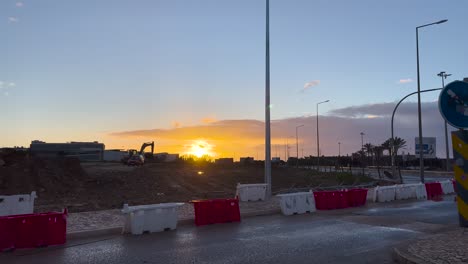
[439,80,468,227]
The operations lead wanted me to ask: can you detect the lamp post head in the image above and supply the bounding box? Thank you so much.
[437,19,448,24]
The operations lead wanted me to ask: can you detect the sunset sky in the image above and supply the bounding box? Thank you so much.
[2,0,467,159]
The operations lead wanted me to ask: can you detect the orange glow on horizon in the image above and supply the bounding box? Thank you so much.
[185,139,216,158]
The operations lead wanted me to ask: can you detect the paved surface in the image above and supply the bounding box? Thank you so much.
[68,198,281,233]
[2,196,459,264]
[397,229,468,264]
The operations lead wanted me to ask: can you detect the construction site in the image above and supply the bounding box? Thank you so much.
[0,142,384,213]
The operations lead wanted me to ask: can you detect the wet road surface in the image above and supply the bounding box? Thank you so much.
[2,197,457,264]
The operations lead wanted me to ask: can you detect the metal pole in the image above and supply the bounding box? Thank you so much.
[264,0,271,197]
[296,124,304,168]
[338,142,341,157]
[361,133,365,174]
[391,88,442,178]
[438,72,451,171]
[316,103,320,171]
[416,27,424,183]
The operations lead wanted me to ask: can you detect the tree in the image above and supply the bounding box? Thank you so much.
[392,137,407,156]
[373,146,384,179]
[381,139,392,157]
[363,143,374,166]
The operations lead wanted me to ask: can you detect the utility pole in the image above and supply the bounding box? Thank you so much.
[438,71,452,171]
[264,0,271,197]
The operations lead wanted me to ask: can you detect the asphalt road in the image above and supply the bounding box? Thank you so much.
[2,196,458,264]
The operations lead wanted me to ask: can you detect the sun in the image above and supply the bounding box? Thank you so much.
[187,140,215,158]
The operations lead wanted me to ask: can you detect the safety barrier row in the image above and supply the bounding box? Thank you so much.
[0,191,37,217]
[0,209,67,252]
[191,198,241,226]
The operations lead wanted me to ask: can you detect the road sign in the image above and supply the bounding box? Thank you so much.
[439,80,468,129]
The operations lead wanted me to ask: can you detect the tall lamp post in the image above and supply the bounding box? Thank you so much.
[437,71,452,171]
[316,100,330,171]
[416,19,448,183]
[338,142,341,157]
[264,0,271,197]
[360,132,365,175]
[296,124,304,168]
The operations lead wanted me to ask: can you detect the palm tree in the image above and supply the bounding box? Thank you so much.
[363,143,374,166]
[373,146,384,179]
[381,139,392,157]
[392,137,407,156]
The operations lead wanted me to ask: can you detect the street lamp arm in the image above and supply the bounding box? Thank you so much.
[390,87,442,179]
[417,19,448,29]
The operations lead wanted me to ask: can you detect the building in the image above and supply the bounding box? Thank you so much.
[30,140,105,161]
[215,158,234,165]
[154,152,179,162]
[103,150,128,162]
[240,157,254,165]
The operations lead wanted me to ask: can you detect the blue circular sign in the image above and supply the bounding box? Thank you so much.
[439,80,468,128]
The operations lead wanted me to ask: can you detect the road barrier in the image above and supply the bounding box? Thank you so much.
[0,209,67,251]
[277,192,316,216]
[439,180,455,195]
[346,189,368,207]
[375,186,396,202]
[236,184,267,202]
[0,191,37,217]
[313,191,348,210]
[121,203,184,235]
[191,198,240,226]
[425,182,443,200]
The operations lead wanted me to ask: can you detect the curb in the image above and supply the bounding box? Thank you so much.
[66,208,281,240]
[393,247,426,264]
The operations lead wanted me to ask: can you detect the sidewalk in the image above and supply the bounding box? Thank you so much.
[67,197,281,235]
[394,228,468,264]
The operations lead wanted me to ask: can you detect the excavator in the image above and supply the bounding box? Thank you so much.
[121,141,154,166]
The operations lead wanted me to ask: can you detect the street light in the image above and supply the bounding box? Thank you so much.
[391,88,442,180]
[416,19,448,183]
[437,71,452,172]
[360,132,365,175]
[316,100,330,171]
[296,124,304,167]
[264,0,271,197]
[338,142,341,157]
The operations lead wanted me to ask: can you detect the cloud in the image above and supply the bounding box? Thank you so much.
[8,82,16,87]
[4,92,9,96]
[16,2,24,7]
[8,17,19,23]
[109,101,451,159]
[201,117,217,124]
[398,78,413,84]
[302,80,320,92]
[0,81,3,88]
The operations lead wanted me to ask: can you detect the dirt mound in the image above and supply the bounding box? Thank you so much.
[0,154,87,196]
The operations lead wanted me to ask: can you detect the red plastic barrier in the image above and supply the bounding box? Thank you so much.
[313,191,349,210]
[425,182,443,200]
[0,209,67,251]
[453,180,457,193]
[347,189,368,207]
[191,199,240,226]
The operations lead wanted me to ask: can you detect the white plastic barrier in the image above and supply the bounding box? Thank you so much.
[366,187,377,202]
[277,192,316,216]
[395,184,415,200]
[236,183,267,202]
[402,183,427,200]
[0,191,37,216]
[375,186,396,202]
[122,203,184,235]
[440,180,455,194]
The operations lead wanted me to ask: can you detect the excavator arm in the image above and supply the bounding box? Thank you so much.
[139,141,154,155]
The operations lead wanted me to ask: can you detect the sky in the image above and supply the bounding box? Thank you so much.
[1,0,467,159]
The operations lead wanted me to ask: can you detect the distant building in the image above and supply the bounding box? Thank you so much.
[103,150,127,162]
[271,157,281,163]
[215,158,234,165]
[154,152,179,162]
[239,157,254,164]
[30,140,105,161]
